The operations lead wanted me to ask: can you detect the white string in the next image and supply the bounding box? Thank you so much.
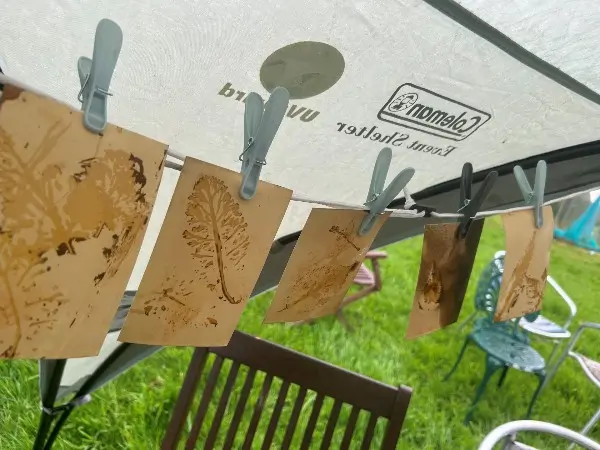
[166,149,187,161]
[290,192,425,218]
[164,151,598,220]
[475,186,600,217]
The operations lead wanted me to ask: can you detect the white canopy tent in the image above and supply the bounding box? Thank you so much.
[2,0,600,447]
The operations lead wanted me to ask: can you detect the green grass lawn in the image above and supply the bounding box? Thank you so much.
[1,217,599,449]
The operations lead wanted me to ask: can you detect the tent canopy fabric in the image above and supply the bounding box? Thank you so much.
[3,0,600,438]
[4,0,600,291]
[4,0,600,287]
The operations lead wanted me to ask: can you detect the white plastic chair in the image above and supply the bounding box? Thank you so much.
[478,420,600,450]
[519,274,577,335]
[542,322,600,445]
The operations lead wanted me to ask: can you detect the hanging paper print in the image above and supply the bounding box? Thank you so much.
[119,157,292,347]
[405,220,484,339]
[0,83,167,359]
[263,208,390,323]
[494,207,553,321]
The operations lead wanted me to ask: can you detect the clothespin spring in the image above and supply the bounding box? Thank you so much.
[77,74,113,104]
[238,138,266,166]
[358,147,415,236]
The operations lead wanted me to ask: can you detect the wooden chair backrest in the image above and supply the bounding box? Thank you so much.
[162,331,412,449]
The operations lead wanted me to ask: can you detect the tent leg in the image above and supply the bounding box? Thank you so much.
[33,359,66,450]
[42,344,132,449]
[43,407,75,450]
[33,411,56,450]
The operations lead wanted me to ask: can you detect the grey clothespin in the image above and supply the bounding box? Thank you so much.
[513,160,547,228]
[77,19,123,134]
[358,148,415,235]
[239,87,290,200]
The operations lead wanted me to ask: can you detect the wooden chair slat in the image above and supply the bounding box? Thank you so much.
[360,413,379,450]
[185,355,223,450]
[203,361,240,449]
[261,380,290,450]
[340,406,360,449]
[282,387,307,448]
[300,393,325,450]
[320,399,343,449]
[242,374,273,450]
[160,348,208,450]
[222,367,256,449]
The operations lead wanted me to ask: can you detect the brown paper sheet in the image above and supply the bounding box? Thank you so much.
[263,208,390,323]
[495,207,554,321]
[119,157,292,347]
[0,84,167,359]
[406,220,484,339]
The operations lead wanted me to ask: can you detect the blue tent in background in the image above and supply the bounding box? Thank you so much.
[555,197,600,251]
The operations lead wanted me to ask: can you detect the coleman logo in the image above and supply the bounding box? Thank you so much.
[377,83,491,141]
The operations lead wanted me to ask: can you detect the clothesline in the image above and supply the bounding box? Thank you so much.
[165,149,597,221]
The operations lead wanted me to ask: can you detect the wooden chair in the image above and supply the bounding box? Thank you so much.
[162,331,412,449]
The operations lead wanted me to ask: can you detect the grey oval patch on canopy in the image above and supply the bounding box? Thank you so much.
[260,42,345,100]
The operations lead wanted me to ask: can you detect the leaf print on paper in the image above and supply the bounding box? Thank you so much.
[419,262,443,311]
[132,274,221,333]
[183,175,249,305]
[64,151,153,282]
[496,235,546,320]
[276,260,359,314]
[137,276,198,330]
[0,117,157,357]
[329,225,360,251]
[276,221,362,316]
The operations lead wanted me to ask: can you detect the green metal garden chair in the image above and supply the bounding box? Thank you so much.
[444,252,547,424]
[459,250,577,377]
[459,251,577,350]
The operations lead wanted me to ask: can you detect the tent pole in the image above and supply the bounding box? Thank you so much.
[33,359,66,450]
[43,405,74,450]
[42,344,132,450]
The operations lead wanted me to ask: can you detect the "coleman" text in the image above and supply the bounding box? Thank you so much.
[377,83,491,141]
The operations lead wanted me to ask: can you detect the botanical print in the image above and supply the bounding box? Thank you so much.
[0,84,166,358]
[406,221,484,339]
[133,175,250,330]
[264,208,390,323]
[119,158,291,347]
[495,207,553,321]
[183,176,250,305]
[419,261,443,311]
